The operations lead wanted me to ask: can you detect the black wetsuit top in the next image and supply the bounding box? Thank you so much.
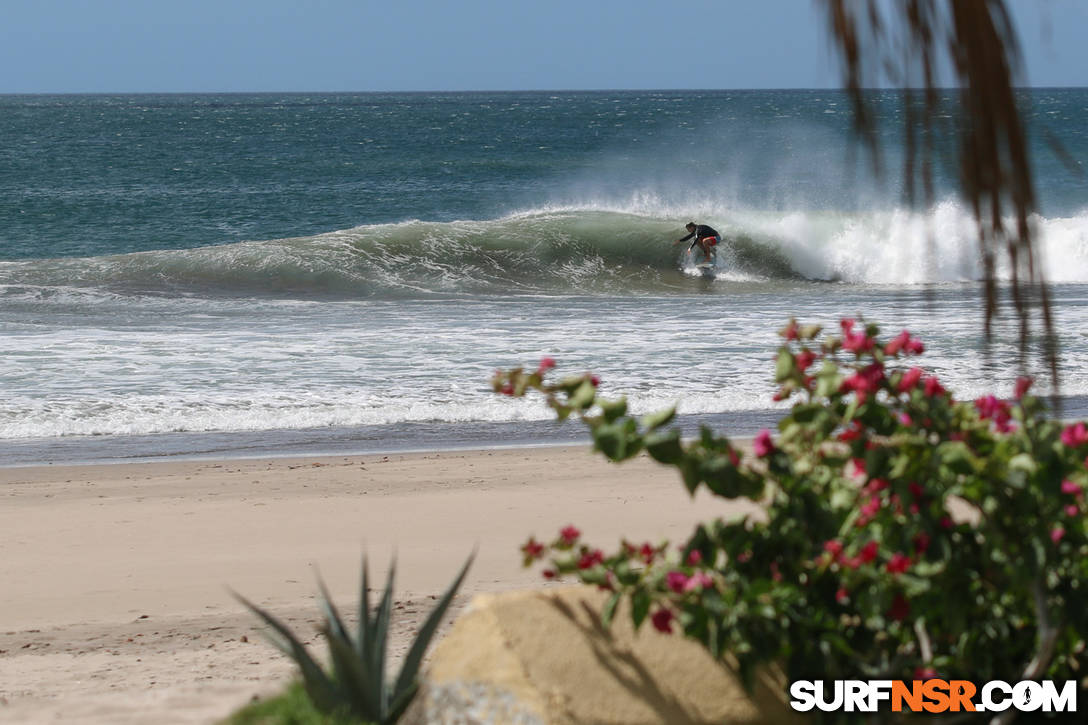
[678,224,720,242]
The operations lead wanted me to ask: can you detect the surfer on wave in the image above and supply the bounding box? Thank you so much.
[673,222,720,264]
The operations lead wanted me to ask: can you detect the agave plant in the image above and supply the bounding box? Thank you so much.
[235,552,473,725]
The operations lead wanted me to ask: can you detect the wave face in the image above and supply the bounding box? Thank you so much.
[3,203,1088,299]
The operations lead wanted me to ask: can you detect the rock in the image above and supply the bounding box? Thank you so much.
[404,587,801,725]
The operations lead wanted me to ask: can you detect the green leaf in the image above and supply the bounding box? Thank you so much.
[645,429,684,464]
[602,591,621,630]
[775,348,796,382]
[640,406,677,431]
[631,589,651,630]
[598,397,628,423]
[392,552,474,709]
[233,592,340,714]
[568,380,597,409]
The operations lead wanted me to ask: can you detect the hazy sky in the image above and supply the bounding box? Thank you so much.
[4,1,1086,93]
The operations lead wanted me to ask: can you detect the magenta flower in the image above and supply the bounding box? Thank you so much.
[537,356,556,373]
[1014,376,1033,399]
[577,549,605,570]
[886,552,912,574]
[923,376,946,398]
[835,587,849,604]
[858,541,879,564]
[1061,422,1088,447]
[913,532,931,554]
[898,367,924,393]
[824,539,844,559]
[684,572,714,592]
[753,429,774,457]
[1061,479,1081,495]
[1051,527,1066,544]
[796,349,816,371]
[521,537,545,560]
[686,549,703,565]
[559,525,581,545]
[651,607,674,633]
[1065,504,1079,517]
[665,570,689,593]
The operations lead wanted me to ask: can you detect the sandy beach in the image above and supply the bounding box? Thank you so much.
[0,444,759,724]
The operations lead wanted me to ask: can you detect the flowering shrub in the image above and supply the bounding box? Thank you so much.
[494,320,1088,698]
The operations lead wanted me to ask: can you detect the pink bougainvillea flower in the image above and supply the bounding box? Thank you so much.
[753,429,775,457]
[651,607,674,634]
[1061,422,1088,447]
[1061,479,1081,495]
[840,362,885,401]
[666,570,689,593]
[940,516,954,530]
[846,457,867,482]
[842,330,875,354]
[923,376,946,398]
[1065,504,1079,517]
[577,549,604,570]
[542,569,557,580]
[838,420,865,442]
[835,587,849,604]
[1051,527,1066,543]
[859,541,879,564]
[796,349,816,371]
[1014,376,1033,399]
[884,330,911,356]
[781,319,799,340]
[500,383,515,396]
[686,549,703,566]
[537,356,556,373]
[908,482,926,501]
[559,525,581,545]
[769,561,783,582]
[858,495,881,524]
[864,478,889,494]
[884,330,923,357]
[588,374,601,387]
[888,593,911,622]
[638,542,656,564]
[913,532,931,554]
[684,572,713,592]
[521,537,545,560]
[840,318,856,334]
[898,367,924,393]
[886,552,912,574]
[824,539,844,561]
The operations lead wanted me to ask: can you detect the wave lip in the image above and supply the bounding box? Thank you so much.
[2,203,1087,298]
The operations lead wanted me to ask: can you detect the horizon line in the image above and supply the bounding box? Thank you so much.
[1,85,1086,96]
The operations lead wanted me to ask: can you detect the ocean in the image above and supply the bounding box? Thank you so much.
[2,89,1087,465]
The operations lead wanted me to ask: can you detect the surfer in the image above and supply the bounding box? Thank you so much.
[673,222,720,264]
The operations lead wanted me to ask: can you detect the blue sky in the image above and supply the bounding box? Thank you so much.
[4,1,1086,93]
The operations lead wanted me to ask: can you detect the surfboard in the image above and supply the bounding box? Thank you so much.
[696,263,715,277]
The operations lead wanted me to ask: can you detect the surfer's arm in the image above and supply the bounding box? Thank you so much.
[674,231,695,244]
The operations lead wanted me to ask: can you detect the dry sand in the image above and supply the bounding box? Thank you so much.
[0,445,759,724]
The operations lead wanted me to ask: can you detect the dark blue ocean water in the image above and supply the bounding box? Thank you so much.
[1,90,1086,463]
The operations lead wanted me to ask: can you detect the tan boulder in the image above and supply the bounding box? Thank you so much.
[405,586,802,725]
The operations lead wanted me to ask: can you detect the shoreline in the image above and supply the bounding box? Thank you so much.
[0,408,786,468]
[0,444,758,724]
